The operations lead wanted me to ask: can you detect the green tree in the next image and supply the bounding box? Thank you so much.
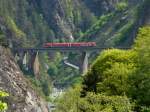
[129,27,150,108]
[82,49,136,96]
[79,93,133,112]
[54,27,150,112]
[55,85,81,112]
[55,87,133,112]
[116,2,128,12]
[82,27,150,111]
[47,64,58,78]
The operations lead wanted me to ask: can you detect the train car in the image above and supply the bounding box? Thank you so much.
[43,42,96,48]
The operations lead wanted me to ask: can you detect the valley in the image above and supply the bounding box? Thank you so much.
[0,0,150,111]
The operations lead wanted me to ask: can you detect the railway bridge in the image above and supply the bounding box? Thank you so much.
[14,46,130,77]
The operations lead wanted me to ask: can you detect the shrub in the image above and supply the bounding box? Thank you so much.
[0,91,9,112]
[79,93,133,112]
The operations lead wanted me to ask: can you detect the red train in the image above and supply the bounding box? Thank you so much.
[43,42,96,48]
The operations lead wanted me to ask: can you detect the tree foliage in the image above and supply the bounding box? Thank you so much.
[55,87,133,112]
[79,93,133,112]
[54,86,81,112]
[82,49,137,95]
[0,91,9,111]
[55,27,150,112]
[116,2,128,12]
[82,26,150,111]
[129,27,150,107]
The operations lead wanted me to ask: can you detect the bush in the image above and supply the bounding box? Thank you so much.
[0,91,9,112]
[79,93,133,112]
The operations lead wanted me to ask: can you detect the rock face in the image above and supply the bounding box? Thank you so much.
[0,0,148,47]
[0,46,48,112]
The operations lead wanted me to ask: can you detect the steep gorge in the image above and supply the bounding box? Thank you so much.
[0,0,150,111]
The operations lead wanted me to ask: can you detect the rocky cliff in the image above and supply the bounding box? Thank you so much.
[0,46,48,112]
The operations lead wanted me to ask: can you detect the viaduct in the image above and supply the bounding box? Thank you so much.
[13,46,129,77]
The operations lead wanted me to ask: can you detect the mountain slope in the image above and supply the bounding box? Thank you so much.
[0,0,97,47]
[0,0,149,103]
[0,46,49,112]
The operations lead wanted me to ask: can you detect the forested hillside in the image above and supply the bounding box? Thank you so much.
[0,0,150,111]
[55,26,150,112]
[0,0,149,47]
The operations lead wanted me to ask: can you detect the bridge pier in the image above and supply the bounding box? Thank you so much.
[15,50,40,78]
[28,51,36,71]
[17,51,26,68]
[22,52,29,71]
[82,51,90,75]
[16,50,91,76]
[15,51,29,71]
[33,52,40,79]
[14,53,20,62]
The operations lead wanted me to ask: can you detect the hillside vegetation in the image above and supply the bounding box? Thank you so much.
[55,27,150,112]
[0,0,150,108]
[0,91,9,111]
[0,0,149,47]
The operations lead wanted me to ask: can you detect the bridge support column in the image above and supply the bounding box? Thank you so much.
[17,51,25,68]
[33,52,40,79]
[16,51,29,71]
[28,51,36,71]
[14,53,20,62]
[23,52,29,71]
[82,51,90,75]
